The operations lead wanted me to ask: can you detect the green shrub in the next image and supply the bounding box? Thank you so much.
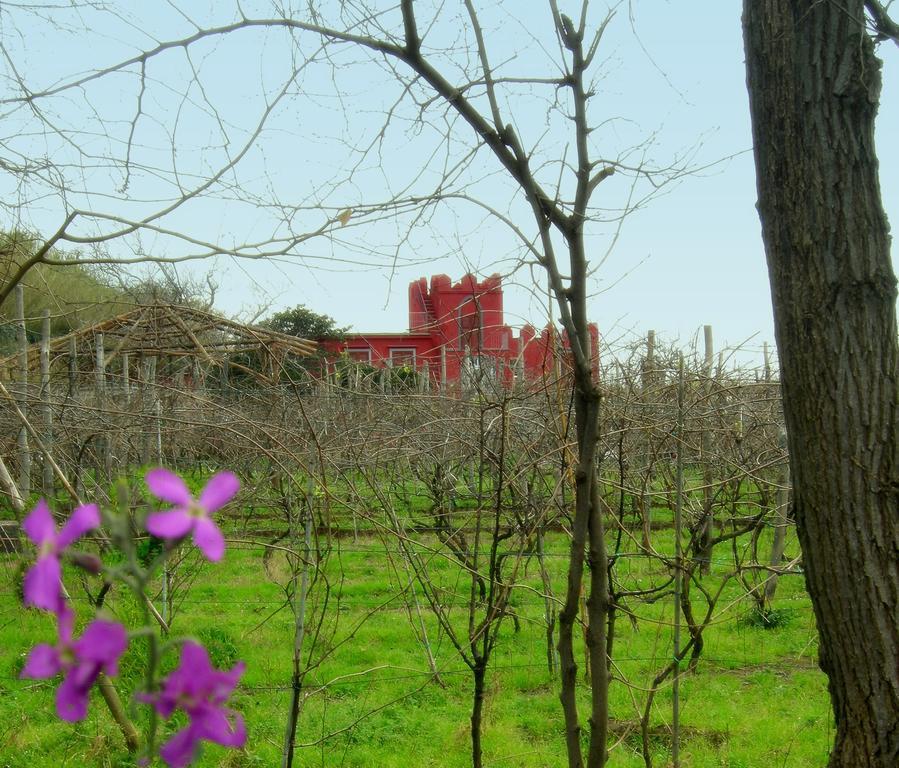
[739,606,795,630]
[196,626,240,670]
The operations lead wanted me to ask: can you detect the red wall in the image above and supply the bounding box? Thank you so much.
[325,273,599,388]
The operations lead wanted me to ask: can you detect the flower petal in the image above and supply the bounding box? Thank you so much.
[193,517,225,562]
[23,555,62,613]
[136,688,177,719]
[21,643,61,679]
[159,725,201,768]
[208,661,245,705]
[74,620,128,674]
[56,666,98,722]
[179,642,215,680]
[57,503,101,549]
[195,707,247,748]
[57,605,75,644]
[154,641,213,709]
[68,658,99,690]
[197,472,239,514]
[22,499,56,546]
[146,468,193,505]
[151,642,246,764]
[146,510,194,540]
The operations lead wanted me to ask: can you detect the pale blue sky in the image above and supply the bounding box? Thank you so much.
[1,1,896,367]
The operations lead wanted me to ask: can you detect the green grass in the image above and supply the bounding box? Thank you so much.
[0,517,831,767]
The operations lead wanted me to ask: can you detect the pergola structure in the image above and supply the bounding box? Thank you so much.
[0,301,319,509]
[1,302,317,385]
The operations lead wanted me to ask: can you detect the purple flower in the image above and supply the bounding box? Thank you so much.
[21,607,128,722]
[141,642,246,768]
[22,500,100,613]
[144,469,239,562]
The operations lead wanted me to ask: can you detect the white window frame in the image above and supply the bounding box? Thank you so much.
[347,348,372,363]
[389,347,417,366]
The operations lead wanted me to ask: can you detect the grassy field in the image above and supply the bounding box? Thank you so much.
[0,508,831,768]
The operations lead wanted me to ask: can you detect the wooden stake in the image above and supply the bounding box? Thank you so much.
[643,329,655,390]
[141,356,158,465]
[40,310,54,496]
[122,353,131,402]
[0,455,25,517]
[95,333,112,480]
[68,336,77,394]
[699,325,714,575]
[703,325,714,377]
[673,354,685,767]
[15,285,30,498]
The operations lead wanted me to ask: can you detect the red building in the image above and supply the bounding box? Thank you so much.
[322,273,599,389]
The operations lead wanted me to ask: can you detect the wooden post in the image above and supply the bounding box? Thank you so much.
[15,285,31,499]
[763,341,772,382]
[0,455,25,518]
[642,329,655,390]
[95,333,112,480]
[672,354,685,768]
[155,399,163,467]
[703,325,714,377]
[192,355,203,395]
[68,336,77,393]
[141,356,158,465]
[440,344,447,391]
[122,353,131,402]
[95,334,105,395]
[699,325,714,574]
[121,353,132,467]
[0,379,80,506]
[40,310,54,496]
[69,336,80,497]
[221,354,230,395]
[641,330,657,549]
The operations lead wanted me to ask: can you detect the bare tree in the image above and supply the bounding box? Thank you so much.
[365,390,545,768]
[743,3,899,766]
[0,4,692,766]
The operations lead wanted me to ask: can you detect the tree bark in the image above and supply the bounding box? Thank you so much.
[471,662,486,768]
[743,3,899,766]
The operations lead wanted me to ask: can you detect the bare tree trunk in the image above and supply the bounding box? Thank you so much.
[535,527,557,677]
[744,3,899,765]
[470,661,487,768]
[762,429,790,613]
[281,486,314,768]
[585,479,609,768]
